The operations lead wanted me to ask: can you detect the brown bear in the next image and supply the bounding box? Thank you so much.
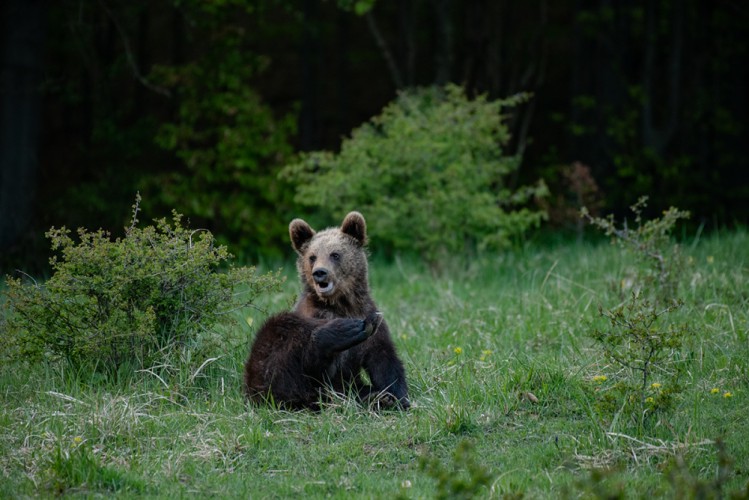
[243,211,410,410]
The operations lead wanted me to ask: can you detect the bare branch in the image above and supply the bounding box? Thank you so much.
[98,0,171,97]
[365,11,404,89]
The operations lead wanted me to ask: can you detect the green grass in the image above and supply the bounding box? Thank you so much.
[1,230,748,497]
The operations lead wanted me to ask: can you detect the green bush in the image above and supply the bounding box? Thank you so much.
[283,84,548,265]
[148,0,296,258]
[582,196,690,302]
[590,293,689,431]
[0,196,282,375]
[583,197,692,433]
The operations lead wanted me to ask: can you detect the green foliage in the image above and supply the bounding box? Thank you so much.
[590,293,689,430]
[1,195,283,374]
[335,0,376,15]
[419,440,494,499]
[565,0,748,218]
[582,196,690,302]
[149,0,296,257]
[583,197,692,433]
[284,84,548,265]
[542,162,604,237]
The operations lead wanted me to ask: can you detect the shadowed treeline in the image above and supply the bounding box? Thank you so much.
[1,1,747,271]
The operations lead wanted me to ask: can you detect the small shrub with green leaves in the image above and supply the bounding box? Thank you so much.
[1,196,282,375]
[283,84,548,266]
[583,196,692,433]
[590,292,689,431]
[581,196,690,301]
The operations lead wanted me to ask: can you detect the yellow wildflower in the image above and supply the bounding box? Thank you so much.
[592,375,608,383]
[73,436,83,444]
[454,347,463,355]
[645,397,655,404]
[710,388,720,394]
[723,392,733,398]
[651,383,662,389]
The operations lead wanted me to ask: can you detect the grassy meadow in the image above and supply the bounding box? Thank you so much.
[1,229,748,498]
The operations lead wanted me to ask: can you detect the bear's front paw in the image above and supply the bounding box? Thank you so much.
[312,318,369,353]
[339,318,366,337]
[365,392,410,411]
[364,311,384,337]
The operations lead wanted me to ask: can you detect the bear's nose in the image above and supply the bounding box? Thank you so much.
[312,268,329,283]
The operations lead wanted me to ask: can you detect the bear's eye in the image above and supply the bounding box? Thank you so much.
[330,252,341,262]
[309,255,317,264]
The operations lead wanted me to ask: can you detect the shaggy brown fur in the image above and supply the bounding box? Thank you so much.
[244,212,410,410]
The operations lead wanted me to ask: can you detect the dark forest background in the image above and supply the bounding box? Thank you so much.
[1,0,747,272]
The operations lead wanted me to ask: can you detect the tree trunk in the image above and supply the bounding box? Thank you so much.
[299,0,321,150]
[0,0,46,250]
[642,0,683,157]
[433,0,453,85]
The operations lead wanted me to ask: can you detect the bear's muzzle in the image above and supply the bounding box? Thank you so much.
[312,267,335,296]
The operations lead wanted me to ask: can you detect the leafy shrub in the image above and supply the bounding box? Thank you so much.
[582,196,690,302]
[148,0,296,258]
[590,293,689,431]
[283,84,548,266]
[542,161,604,238]
[1,195,282,375]
[583,197,692,433]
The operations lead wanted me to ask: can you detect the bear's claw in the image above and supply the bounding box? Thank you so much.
[364,311,383,337]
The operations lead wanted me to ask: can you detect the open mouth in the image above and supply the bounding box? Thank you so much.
[315,281,335,296]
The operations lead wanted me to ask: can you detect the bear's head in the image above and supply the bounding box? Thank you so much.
[289,212,369,304]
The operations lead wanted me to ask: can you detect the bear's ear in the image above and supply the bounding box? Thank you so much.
[289,218,315,253]
[340,211,367,246]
